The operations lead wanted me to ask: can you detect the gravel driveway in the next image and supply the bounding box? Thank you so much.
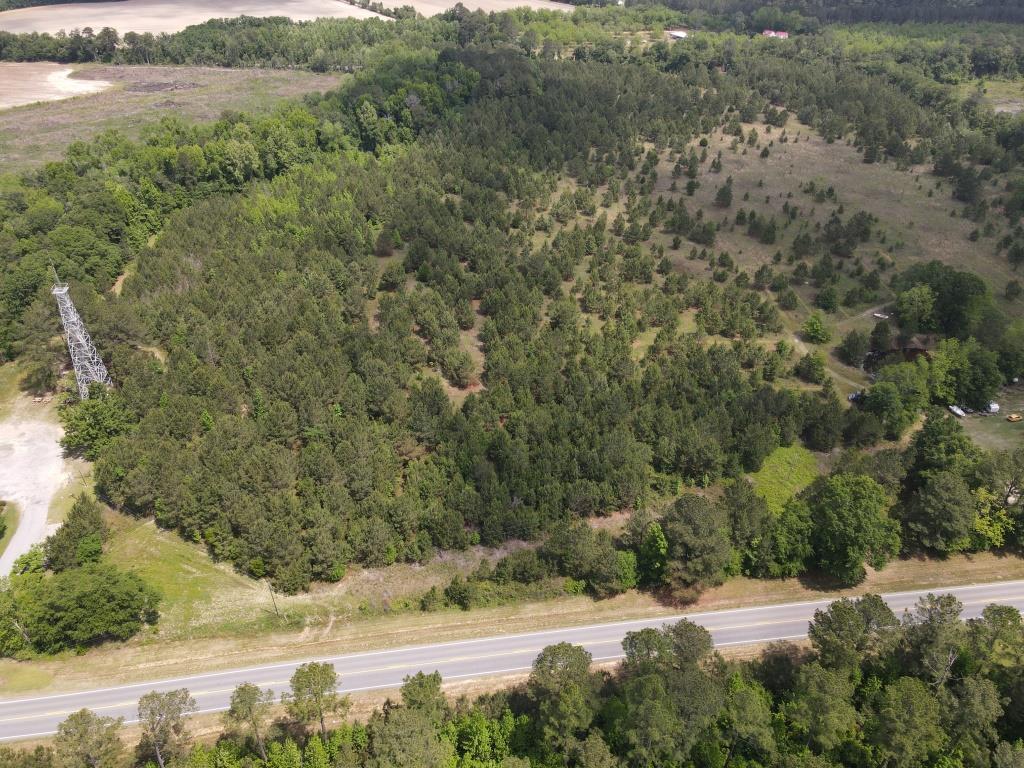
[0,398,67,576]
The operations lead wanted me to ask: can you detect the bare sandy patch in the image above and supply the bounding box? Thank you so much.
[0,395,69,576]
[0,0,385,35]
[0,62,110,109]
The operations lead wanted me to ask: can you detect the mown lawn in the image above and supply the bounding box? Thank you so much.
[749,444,820,514]
[962,385,1024,452]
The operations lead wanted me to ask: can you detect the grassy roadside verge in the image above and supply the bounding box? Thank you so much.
[0,503,16,561]
[2,550,1022,698]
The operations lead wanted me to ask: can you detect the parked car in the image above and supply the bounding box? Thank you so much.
[1007,413,1022,423]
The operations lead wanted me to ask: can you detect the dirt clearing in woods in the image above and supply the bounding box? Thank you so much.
[0,395,69,576]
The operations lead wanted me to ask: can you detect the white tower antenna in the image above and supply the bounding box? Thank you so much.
[51,268,112,399]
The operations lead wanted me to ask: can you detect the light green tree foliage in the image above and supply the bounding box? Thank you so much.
[303,736,330,768]
[721,674,776,764]
[787,663,858,751]
[400,671,449,727]
[283,662,349,737]
[870,677,945,768]
[801,313,832,345]
[636,521,668,587]
[225,683,274,761]
[897,285,937,333]
[900,594,966,687]
[366,707,454,768]
[267,738,302,768]
[137,689,197,768]
[807,594,899,671]
[54,709,124,768]
[59,391,133,461]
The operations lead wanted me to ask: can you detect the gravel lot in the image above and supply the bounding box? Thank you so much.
[0,397,67,576]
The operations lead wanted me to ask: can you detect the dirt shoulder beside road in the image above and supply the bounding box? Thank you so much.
[2,550,1022,697]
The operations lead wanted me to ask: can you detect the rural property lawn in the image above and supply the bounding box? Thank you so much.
[962,384,1024,452]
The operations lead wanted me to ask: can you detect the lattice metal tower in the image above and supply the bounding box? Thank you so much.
[51,270,112,399]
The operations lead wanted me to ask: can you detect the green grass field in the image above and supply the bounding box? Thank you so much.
[0,503,16,562]
[749,444,820,514]
[0,65,343,172]
[100,509,495,643]
[102,512,270,640]
[962,386,1024,452]
[958,78,1024,116]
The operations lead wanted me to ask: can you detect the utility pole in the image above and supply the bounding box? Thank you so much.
[51,268,112,400]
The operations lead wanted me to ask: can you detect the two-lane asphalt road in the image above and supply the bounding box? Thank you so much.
[2,580,1023,742]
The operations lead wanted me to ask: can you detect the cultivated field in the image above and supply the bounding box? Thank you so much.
[0,62,110,109]
[0,0,571,33]
[0,0,385,34]
[0,64,343,171]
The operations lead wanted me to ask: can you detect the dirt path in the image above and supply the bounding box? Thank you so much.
[0,396,68,575]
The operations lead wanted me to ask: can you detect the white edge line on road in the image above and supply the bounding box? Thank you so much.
[2,579,1021,706]
[0,637,812,743]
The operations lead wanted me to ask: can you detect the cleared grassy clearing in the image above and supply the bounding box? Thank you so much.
[100,507,511,646]
[0,65,344,172]
[958,78,1024,115]
[748,444,820,514]
[962,384,1024,451]
[655,119,1018,315]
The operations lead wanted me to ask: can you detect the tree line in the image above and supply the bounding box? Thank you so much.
[1,8,1022,608]
[3,592,1023,768]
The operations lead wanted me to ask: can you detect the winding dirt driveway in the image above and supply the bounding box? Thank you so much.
[0,397,68,575]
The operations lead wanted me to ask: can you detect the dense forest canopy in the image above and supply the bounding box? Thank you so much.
[630,0,1024,25]
[0,4,1023,612]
